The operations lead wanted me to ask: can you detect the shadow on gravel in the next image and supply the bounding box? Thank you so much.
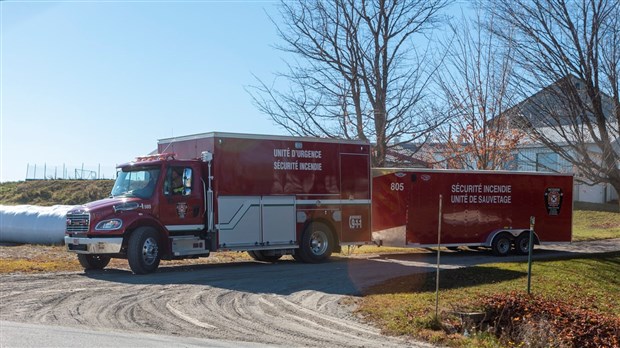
[80,248,591,296]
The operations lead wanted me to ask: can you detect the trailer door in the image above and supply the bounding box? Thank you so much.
[339,153,371,243]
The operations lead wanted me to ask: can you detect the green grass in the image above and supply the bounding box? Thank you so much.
[0,180,114,206]
[358,252,620,347]
[572,210,620,241]
[574,201,619,213]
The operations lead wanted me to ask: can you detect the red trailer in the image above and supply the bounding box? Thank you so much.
[372,168,573,255]
[65,132,371,273]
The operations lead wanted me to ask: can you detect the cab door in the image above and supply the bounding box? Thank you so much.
[158,165,205,234]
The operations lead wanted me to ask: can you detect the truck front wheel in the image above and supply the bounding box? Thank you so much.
[298,222,334,263]
[127,227,161,274]
[78,254,111,270]
[491,233,512,257]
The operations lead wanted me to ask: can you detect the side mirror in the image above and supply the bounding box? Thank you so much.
[182,168,192,196]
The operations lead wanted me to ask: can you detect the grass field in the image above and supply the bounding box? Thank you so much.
[572,210,620,241]
[358,252,620,347]
[0,180,113,206]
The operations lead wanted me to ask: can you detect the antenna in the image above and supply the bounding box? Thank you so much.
[161,128,176,154]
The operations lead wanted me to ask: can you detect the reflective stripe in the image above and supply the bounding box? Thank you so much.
[165,224,205,231]
[296,199,371,205]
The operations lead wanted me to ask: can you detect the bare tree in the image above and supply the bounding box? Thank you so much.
[248,0,450,166]
[433,8,524,170]
[490,0,620,209]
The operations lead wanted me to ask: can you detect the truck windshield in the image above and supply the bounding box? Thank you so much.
[111,167,161,199]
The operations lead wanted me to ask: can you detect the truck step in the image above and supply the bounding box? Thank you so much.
[171,236,210,257]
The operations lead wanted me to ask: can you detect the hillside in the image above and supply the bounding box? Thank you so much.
[0,180,114,206]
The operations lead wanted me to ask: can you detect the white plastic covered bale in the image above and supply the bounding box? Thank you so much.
[0,205,75,244]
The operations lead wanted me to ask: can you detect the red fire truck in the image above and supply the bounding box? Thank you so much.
[65,132,372,274]
[65,132,573,274]
[372,168,573,256]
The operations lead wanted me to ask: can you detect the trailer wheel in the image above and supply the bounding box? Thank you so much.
[77,254,111,270]
[247,250,282,262]
[298,222,333,263]
[127,227,161,274]
[491,233,512,257]
[515,233,533,255]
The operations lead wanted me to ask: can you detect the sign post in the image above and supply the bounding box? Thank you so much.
[435,195,443,318]
[527,216,535,294]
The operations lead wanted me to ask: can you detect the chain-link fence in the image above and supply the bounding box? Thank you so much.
[25,163,117,180]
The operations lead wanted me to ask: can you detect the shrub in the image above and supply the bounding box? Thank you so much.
[482,291,620,348]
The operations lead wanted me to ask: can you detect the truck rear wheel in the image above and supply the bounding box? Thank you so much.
[77,254,111,270]
[247,250,282,262]
[298,222,333,263]
[491,233,512,257]
[128,227,161,274]
[515,233,533,255]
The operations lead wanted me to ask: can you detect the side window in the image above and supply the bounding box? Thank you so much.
[164,167,191,196]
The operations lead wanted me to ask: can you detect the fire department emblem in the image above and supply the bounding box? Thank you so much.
[544,188,563,216]
[176,202,188,219]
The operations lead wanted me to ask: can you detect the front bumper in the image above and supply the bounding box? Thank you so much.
[65,236,123,254]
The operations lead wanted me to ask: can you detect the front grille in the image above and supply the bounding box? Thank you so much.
[66,213,90,233]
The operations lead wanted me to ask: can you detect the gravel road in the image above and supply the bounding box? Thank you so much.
[0,258,429,347]
[1,239,618,347]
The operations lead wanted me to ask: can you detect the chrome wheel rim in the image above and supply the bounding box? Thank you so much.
[310,230,328,256]
[519,238,529,253]
[142,237,158,265]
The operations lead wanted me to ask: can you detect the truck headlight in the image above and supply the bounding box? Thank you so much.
[95,219,123,231]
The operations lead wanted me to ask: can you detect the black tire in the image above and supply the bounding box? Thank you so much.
[77,254,111,270]
[247,250,282,262]
[515,233,534,255]
[491,234,512,257]
[247,250,260,260]
[291,252,303,262]
[127,227,161,274]
[298,222,334,263]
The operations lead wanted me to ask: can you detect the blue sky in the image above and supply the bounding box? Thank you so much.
[1,1,469,182]
[1,0,288,181]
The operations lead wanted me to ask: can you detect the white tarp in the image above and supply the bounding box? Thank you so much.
[0,205,74,244]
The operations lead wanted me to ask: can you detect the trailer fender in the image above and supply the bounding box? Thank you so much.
[484,229,528,247]
[484,229,541,247]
